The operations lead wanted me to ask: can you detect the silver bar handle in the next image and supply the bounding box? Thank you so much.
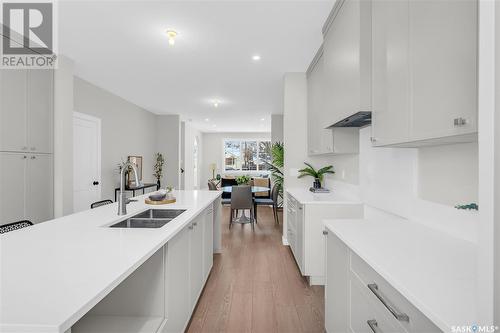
[368,283,409,322]
[367,319,383,333]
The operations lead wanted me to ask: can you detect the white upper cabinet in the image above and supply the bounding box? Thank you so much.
[0,70,28,152]
[307,48,332,156]
[0,69,53,153]
[371,0,478,147]
[322,0,372,128]
[409,0,477,142]
[371,0,411,146]
[28,70,54,153]
[307,48,359,156]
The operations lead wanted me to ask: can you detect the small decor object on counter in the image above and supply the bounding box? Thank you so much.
[298,162,335,190]
[309,187,330,193]
[236,175,251,185]
[128,156,143,187]
[455,203,479,211]
[153,153,165,189]
[145,188,176,205]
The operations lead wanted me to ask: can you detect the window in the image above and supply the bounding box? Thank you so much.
[224,139,271,172]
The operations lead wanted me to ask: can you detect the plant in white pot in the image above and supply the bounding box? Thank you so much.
[298,162,335,189]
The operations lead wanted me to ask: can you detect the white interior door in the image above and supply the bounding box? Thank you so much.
[73,112,101,213]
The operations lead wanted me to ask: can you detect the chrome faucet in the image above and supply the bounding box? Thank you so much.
[118,161,140,215]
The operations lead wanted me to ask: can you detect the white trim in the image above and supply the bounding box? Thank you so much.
[73,111,102,207]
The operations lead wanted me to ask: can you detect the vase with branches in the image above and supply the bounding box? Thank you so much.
[153,153,165,189]
[298,162,335,189]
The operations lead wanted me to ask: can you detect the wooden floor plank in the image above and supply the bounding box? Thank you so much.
[187,206,325,333]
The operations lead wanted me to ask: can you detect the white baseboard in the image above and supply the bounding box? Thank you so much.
[282,235,289,246]
[308,275,325,286]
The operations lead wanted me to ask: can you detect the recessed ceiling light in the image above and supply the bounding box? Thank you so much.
[252,54,261,61]
[166,30,177,45]
[260,118,265,121]
[205,118,210,122]
[212,100,219,108]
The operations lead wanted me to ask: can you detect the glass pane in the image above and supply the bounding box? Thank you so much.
[258,141,272,170]
[224,140,241,170]
[241,141,258,171]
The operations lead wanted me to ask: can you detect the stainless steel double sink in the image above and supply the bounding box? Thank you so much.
[109,209,186,228]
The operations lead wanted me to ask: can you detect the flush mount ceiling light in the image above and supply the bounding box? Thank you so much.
[166,30,177,45]
[252,54,261,61]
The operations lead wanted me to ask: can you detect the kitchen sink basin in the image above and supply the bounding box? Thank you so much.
[109,209,186,228]
[132,209,186,220]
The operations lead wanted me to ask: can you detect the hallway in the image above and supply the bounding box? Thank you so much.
[187,206,325,333]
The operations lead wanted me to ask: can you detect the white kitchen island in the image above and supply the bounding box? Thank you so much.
[0,190,222,333]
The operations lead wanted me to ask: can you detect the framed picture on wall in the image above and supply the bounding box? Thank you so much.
[128,156,143,186]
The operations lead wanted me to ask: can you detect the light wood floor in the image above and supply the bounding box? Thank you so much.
[187,206,325,333]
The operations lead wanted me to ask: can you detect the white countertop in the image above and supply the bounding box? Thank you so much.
[286,187,361,205]
[324,210,477,332]
[0,190,221,333]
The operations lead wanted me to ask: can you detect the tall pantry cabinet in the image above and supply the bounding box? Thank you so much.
[0,69,54,224]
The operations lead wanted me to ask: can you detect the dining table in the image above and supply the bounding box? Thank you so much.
[220,186,271,223]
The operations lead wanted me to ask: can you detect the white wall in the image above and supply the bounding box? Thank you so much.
[201,132,271,188]
[156,115,181,189]
[54,55,74,217]
[418,143,478,206]
[74,77,159,201]
[271,114,284,143]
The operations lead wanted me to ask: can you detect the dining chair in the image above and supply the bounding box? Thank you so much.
[254,183,280,225]
[207,181,218,190]
[229,185,254,230]
[0,220,33,234]
[91,199,114,209]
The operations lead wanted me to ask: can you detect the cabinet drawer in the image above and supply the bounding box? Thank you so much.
[350,272,404,333]
[350,253,441,333]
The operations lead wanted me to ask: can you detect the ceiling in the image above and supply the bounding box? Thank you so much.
[59,1,334,132]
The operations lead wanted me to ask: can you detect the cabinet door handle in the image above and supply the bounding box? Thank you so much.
[367,319,383,333]
[193,222,198,226]
[368,284,409,322]
[188,224,194,230]
[30,156,36,160]
[322,230,328,235]
[22,155,27,159]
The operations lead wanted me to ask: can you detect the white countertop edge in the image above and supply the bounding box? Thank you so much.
[323,218,474,332]
[285,187,362,205]
[1,191,222,333]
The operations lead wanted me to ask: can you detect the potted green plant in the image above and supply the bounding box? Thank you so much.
[298,162,335,189]
[265,142,284,197]
[153,153,165,188]
[236,175,251,185]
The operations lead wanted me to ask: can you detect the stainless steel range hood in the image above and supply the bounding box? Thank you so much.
[328,111,371,128]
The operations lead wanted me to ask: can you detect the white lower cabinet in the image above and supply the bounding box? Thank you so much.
[72,204,216,333]
[0,152,53,224]
[325,231,441,333]
[286,192,363,285]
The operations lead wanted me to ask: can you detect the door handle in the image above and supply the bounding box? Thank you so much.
[367,320,383,333]
[93,181,99,186]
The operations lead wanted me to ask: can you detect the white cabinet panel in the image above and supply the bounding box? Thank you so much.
[0,152,27,224]
[164,226,191,333]
[323,0,362,126]
[189,215,204,308]
[203,205,214,279]
[409,0,477,141]
[26,154,53,224]
[28,70,53,153]
[371,0,411,146]
[307,50,326,156]
[371,0,478,147]
[0,70,28,152]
